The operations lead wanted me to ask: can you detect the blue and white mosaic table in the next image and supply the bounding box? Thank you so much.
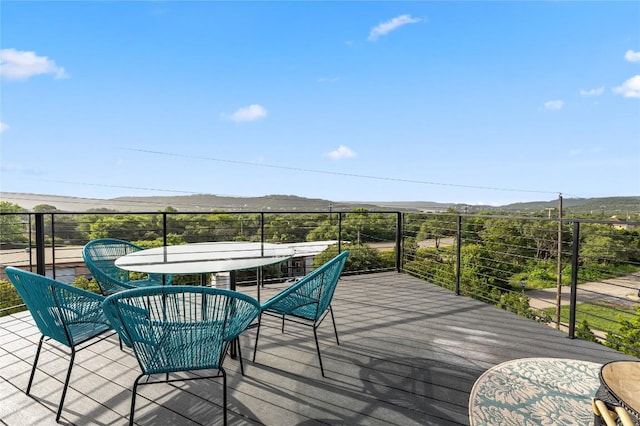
[469,357,601,426]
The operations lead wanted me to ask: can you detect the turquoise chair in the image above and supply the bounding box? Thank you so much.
[252,250,349,377]
[83,238,172,295]
[102,286,261,426]
[4,266,112,422]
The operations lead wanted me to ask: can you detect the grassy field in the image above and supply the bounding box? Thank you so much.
[543,302,638,335]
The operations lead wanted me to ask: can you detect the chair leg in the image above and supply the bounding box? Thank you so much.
[27,335,44,395]
[129,374,144,426]
[329,305,339,345]
[252,314,262,362]
[221,368,227,426]
[55,347,76,422]
[236,339,245,375]
[313,326,325,377]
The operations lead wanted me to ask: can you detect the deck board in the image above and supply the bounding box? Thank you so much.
[0,272,635,425]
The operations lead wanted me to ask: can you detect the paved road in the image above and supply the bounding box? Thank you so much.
[527,272,640,310]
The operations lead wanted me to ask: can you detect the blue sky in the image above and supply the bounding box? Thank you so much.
[1,1,639,206]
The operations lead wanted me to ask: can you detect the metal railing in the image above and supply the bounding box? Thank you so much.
[1,209,639,356]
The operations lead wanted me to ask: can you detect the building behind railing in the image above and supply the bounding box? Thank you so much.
[1,209,639,357]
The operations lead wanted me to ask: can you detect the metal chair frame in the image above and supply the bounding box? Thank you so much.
[4,266,112,422]
[102,286,260,425]
[82,238,172,295]
[252,251,349,377]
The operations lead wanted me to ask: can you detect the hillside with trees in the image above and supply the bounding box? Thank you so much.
[1,192,638,218]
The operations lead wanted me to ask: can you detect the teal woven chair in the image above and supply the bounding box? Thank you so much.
[102,286,260,426]
[83,238,172,295]
[252,250,349,377]
[4,266,112,423]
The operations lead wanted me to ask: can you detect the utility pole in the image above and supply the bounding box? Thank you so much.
[555,193,563,328]
[544,207,554,219]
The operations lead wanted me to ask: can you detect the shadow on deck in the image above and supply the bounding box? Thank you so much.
[0,272,634,425]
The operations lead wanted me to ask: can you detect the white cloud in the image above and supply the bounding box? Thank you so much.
[613,75,640,98]
[224,104,268,122]
[327,145,357,160]
[579,87,604,96]
[368,14,421,41]
[624,50,640,62]
[544,100,564,111]
[0,163,42,175]
[0,122,8,133]
[0,48,69,80]
[0,164,22,172]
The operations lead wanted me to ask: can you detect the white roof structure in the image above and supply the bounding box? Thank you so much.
[284,241,339,257]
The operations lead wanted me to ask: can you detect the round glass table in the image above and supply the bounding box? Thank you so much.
[115,241,295,290]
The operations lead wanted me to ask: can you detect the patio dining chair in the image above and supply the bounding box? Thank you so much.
[83,238,172,295]
[4,266,113,423]
[102,286,261,426]
[252,250,349,377]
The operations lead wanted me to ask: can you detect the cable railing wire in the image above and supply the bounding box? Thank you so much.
[1,209,639,357]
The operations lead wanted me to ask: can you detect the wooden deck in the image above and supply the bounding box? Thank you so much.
[0,272,635,426]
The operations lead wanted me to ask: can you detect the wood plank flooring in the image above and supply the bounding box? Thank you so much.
[0,272,635,426]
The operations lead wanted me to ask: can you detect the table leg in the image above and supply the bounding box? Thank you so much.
[230,271,236,291]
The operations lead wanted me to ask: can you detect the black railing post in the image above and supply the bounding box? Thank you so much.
[395,212,403,272]
[35,213,45,276]
[50,214,56,279]
[568,221,580,339]
[27,214,33,271]
[455,215,462,296]
[337,213,342,254]
[257,212,266,295]
[163,212,168,246]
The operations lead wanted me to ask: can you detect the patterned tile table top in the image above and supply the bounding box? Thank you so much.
[469,357,601,426]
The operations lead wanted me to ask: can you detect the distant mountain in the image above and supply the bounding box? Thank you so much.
[376,196,640,216]
[368,201,498,213]
[108,194,387,212]
[0,192,385,212]
[500,197,640,216]
[1,192,638,217]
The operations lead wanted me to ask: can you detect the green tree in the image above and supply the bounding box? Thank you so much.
[476,218,531,286]
[264,214,309,243]
[576,320,599,343]
[417,212,458,249]
[580,224,630,266]
[605,306,640,356]
[53,214,84,244]
[0,201,27,245]
[179,212,251,242]
[339,209,396,244]
[313,243,392,273]
[306,220,337,241]
[88,214,156,241]
[32,204,58,212]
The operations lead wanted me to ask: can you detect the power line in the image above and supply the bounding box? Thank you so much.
[43,180,198,195]
[120,147,560,195]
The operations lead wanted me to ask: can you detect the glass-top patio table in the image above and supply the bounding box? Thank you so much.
[115,241,295,363]
[114,241,295,291]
